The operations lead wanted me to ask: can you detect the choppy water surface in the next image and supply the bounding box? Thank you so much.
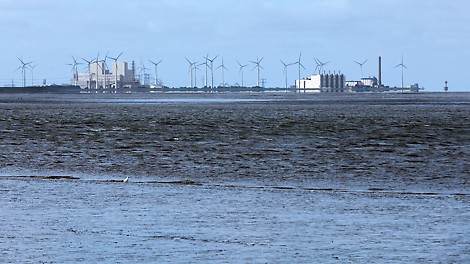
[1,92,469,263]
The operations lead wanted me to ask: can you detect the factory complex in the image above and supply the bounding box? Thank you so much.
[295,57,421,93]
[74,61,146,89]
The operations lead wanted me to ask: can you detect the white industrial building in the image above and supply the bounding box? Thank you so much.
[73,61,141,89]
[345,77,378,92]
[296,73,346,92]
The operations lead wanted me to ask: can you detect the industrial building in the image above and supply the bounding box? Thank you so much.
[345,77,379,92]
[73,61,141,89]
[296,56,422,93]
[296,73,346,92]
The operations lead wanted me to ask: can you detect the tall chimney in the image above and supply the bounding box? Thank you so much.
[378,56,382,87]
[131,61,135,82]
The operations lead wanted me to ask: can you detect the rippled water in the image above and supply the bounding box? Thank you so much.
[1,92,469,263]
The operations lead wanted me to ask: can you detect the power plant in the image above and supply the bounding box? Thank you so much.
[295,56,422,93]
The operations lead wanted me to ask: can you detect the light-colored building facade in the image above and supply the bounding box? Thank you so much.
[296,73,346,92]
[345,77,378,92]
[73,61,140,89]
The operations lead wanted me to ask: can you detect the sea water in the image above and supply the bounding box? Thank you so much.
[0,92,469,263]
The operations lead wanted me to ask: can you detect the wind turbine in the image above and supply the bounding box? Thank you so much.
[82,56,96,89]
[293,53,306,90]
[92,53,101,89]
[193,63,201,88]
[314,58,329,74]
[16,58,32,87]
[98,53,109,89]
[353,59,368,78]
[139,60,150,86]
[216,58,228,87]
[395,55,408,91]
[185,57,196,87]
[200,57,209,87]
[280,60,295,90]
[236,60,248,87]
[250,56,264,87]
[149,59,163,86]
[30,64,37,86]
[67,56,82,86]
[108,51,123,89]
[204,55,218,89]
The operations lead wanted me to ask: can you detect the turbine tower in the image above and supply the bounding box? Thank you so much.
[216,58,228,87]
[193,63,201,88]
[30,64,37,86]
[98,53,109,89]
[16,58,32,87]
[250,56,264,87]
[204,55,218,89]
[67,56,82,86]
[108,52,123,89]
[202,54,209,87]
[280,60,295,90]
[353,59,368,77]
[237,60,248,87]
[395,55,408,91]
[294,53,306,91]
[139,60,150,86]
[149,59,163,86]
[93,53,100,89]
[185,57,196,87]
[82,56,96,89]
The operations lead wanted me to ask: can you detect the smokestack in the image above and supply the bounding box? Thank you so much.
[131,61,135,82]
[378,56,382,87]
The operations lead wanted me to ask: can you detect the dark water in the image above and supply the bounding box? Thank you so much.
[1,92,469,263]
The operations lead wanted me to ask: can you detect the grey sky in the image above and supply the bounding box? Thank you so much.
[1,0,469,90]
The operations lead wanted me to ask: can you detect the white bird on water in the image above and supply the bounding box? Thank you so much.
[123,176,129,183]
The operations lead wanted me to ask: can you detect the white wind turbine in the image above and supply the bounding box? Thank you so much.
[93,53,101,89]
[280,60,295,90]
[204,55,218,89]
[185,57,196,87]
[16,58,32,87]
[236,60,248,87]
[108,51,123,89]
[30,64,37,86]
[139,60,150,86]
[353,59,368,78]
[216,58,228,87]
[294,53,306,88]
[98,53,109,89]
[149,59,163,86]
[250,56,264,87]
[200,55,210,87]
[82,56,96,89]
[67,56,82,86]
[395,55,408,91]
[314,58,329,74]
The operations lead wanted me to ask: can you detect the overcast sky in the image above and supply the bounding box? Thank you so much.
[1,0,469,91]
